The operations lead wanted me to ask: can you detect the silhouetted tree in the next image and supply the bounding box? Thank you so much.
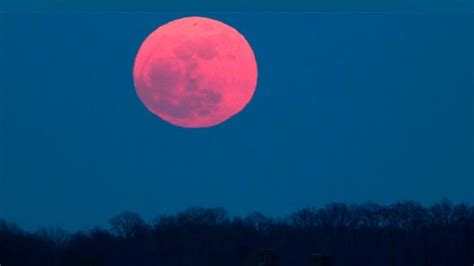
[2,200,473,266]
[109,211,148,239]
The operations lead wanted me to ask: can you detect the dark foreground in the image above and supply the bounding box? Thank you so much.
[1,199,473,266]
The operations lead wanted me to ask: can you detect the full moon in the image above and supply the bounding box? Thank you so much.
[133,17,258,128]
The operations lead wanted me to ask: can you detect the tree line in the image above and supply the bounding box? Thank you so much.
[1,199,473,266]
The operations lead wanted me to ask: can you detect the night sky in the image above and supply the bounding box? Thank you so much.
[1,12,473,231]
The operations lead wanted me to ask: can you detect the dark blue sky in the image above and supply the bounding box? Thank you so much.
[1,12,473,231]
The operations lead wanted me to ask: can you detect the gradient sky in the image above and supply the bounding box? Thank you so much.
[0,12,473,231]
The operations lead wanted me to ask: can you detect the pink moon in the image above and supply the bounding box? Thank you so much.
[133,16,258,128]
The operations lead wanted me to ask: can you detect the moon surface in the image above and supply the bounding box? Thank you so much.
[133,17,258,128]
